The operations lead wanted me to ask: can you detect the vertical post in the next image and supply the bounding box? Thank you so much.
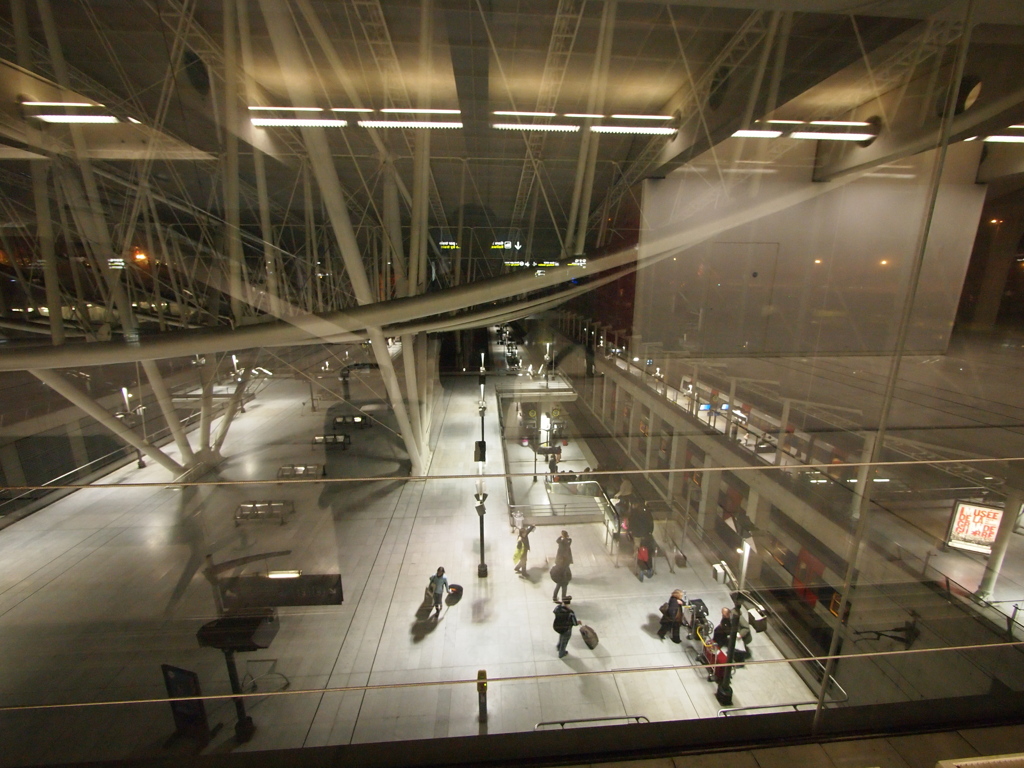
[223,649,256,742]
[13,0,63,346]
[383,157,408,297]
[977,488,1024,600]
[775,399,791,465]
[453,162,467,286]
[573,0,616,257]
[726,378,737,438]
[223,0,244,325]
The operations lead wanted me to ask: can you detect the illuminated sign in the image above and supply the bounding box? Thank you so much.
[503,259,561,268]
[571,257,587,267]
[107,257,125,270]
[439,240,459,250]
[491,240,524,251]
[946,501,1003,554]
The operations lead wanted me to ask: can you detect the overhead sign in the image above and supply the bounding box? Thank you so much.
[946,501,1003,554]
[219,574,344,610]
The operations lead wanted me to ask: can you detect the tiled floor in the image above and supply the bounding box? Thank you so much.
[0,366,812,765]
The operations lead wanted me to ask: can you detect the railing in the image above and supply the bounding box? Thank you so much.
[535,714,650,730]
[719,700,823,717]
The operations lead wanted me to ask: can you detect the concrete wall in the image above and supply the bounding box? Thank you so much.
[634,140,986,356]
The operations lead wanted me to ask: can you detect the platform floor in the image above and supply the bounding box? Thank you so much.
[0,370,821,765]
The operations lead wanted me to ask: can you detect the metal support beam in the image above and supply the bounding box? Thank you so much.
[31,369,184,475]
[141,359,196,465]
[571,0,616,258]
[383,157,408,297]
[259,0,423,474]
[213,366,252,455]
[223,0,244,325]
[198,356,217,454]
[237,0,281,317]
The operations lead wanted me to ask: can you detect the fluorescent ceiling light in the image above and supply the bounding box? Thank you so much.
[732,129,782,138]
[1009,124,1024,129]
[493,123,578,132]
[766,119,804,125]
[591,125,676,135]
[494,110,556,117]
[127,116,142,124]
[611,114,672,120]
[983,135,1024,143]
[248,106,323,112]
[790,131,874,141]
[810,120,871,127]
[865,172,915,179]
[267,569,302,579]
[252,118,346,127]
[380,108,460,115]
[23,100,102,107]
[360,120,463,129]
[565,113,604,119]
[35,114,119,123]
[722,168,778,174]
[330,107,373,113]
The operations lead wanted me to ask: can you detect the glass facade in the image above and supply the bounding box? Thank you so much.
[1,0,1024,763]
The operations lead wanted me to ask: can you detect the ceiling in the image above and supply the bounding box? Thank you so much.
[0,0,1022,342]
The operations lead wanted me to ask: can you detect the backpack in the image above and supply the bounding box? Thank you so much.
[553,606,574,632]
[637,545,649,563]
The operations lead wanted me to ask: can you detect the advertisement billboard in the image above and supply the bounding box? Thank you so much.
[946,501,1003,554]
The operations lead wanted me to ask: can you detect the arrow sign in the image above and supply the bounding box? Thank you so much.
[514,241,522,250]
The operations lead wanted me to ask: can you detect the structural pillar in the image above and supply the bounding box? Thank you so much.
[697,456,721,532]
[976,487,1024,600]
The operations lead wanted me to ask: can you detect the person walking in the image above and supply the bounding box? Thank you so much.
[636,535,655,581]
[427,567,449,619]
[713,606,733,649]
[555,530,573,567]
[550,562,572,602]
[514,524,536,576]
[658,589,685,642]
[552,596,579,658]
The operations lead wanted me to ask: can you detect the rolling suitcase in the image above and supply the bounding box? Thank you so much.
[579,624,599,650]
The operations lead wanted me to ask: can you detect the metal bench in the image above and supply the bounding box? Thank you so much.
[333,414,370,429]
[277,464,322,479]
[234,501,295,526]
[312,433,351,448]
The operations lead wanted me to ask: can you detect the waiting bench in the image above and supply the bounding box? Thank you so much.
[234,500,295,526]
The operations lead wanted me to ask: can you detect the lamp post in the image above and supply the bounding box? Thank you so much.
[474,356,489,577]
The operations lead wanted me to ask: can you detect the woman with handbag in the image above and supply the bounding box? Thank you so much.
[657,589,684,643]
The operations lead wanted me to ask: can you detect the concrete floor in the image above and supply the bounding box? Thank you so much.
[0,369,812,766]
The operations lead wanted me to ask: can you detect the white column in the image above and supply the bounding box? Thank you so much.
[977,488,1024,600]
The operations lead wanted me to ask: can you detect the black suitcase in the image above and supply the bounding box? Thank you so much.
[579,624,599,650]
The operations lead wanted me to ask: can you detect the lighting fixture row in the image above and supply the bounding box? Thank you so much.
[248,105,677,133]
[251,117,676,134]
[249,106,673,120]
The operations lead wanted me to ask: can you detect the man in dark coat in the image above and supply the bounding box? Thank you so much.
[552,596,579,658]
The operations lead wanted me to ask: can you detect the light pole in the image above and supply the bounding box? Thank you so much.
[474,356,489,577]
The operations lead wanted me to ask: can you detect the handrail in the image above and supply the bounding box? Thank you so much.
[535,714,649,730]
[718,700,823,717]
